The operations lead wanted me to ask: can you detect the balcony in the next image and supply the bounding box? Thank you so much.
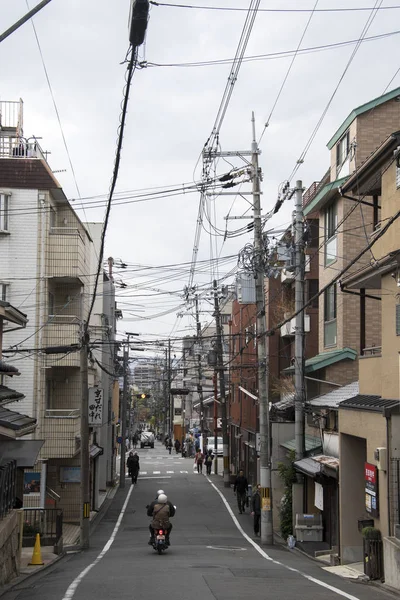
[43,316,80,367]
[41,409,80,458]
[303,169,330,208]
[359,347,382,396]
[281,268,295,284]
[280,314,310,337]
[47,228,86,281]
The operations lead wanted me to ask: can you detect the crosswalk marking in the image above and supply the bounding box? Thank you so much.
[153,471,161,474]
[139,471,147,475]
[166,470,174,474]
[180,470,188,474]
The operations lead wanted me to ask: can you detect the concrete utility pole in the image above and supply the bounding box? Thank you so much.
[80,329,90,549]
[213,372,218,475]
[294,180,306,461]
[251,113,273,545]
[119,342,129,490]
[213,279,230,487]
[194,294,205,451]
[168,339,172,438]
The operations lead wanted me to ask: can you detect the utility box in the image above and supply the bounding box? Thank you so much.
[295,514,323,542]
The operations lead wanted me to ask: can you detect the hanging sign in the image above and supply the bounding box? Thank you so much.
[365,462,379,517]
[88,387,104,426]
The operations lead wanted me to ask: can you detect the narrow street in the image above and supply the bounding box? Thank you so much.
[2,444,393,600]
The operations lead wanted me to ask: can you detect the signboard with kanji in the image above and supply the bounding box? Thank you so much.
[365,462,379,517]
[88,387,104,426]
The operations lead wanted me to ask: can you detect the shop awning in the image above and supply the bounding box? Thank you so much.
[0,439,44,467]
[294,454,339,479]
[281,435,322,454]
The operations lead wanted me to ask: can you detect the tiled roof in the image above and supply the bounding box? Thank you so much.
[0,385,25,404]
[281,435,322,453]
[0,406,36,432]
[309,382,359,409]
[340,395,400,413]
[0,360,20,376]
[283,347,357,374]
[294,454,339,478]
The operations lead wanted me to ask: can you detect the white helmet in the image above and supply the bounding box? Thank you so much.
[157,489,164,496]
[158,493,167,504]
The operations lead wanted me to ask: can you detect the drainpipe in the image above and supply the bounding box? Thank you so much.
[386,413,391,536]
[360,289,366,356]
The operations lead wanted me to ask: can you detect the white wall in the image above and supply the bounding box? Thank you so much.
[0,188,40,417]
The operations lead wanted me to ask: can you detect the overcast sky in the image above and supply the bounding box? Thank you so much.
[2,0,400,354]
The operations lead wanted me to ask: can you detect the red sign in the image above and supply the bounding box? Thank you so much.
[365,463,377,484]
[365,462,379,517]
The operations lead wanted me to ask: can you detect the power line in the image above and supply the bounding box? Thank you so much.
[149,1,400,14]
[86,48,138,331]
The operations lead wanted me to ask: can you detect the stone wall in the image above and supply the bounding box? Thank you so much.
[0,510,21,586]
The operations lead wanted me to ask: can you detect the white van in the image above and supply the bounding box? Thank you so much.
[206,436,223,455]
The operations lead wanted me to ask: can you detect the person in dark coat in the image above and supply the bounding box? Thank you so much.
[233,470,248,514]
[146,490,176,545]
[167,438,173,454]
[127,451,140,484]
[205,449,214,475]
[251,484,261,535]
[174,439,181,454]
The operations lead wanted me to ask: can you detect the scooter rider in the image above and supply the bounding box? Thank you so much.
[147,490,175,545]
[149,494,172,546]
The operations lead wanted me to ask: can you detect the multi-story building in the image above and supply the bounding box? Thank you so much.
[336,131,400,578]
[0,100,115,521]
[300,87,400,395]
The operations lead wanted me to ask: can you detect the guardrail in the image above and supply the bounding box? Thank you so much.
[0,460,16,519]
[22,508,63,548]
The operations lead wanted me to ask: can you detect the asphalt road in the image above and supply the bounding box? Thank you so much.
[3,443,395,600]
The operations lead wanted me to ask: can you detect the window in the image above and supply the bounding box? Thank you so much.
[307,279,319,308]
[45,380,53,410]
[50,206,57,228]
[48,292,55,316]
[336,132,350,177]
[0,194,10,231]
[325,203,337,266]
[221,314,230,325]
[324,284,337,347]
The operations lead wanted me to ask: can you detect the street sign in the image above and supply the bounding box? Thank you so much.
[365,462,379,517]
[117,436,123,444]
[88,387,104,426]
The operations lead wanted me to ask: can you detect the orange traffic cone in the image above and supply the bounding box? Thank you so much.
[29,533,44,566]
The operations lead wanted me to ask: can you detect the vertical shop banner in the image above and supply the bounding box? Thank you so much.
[365,462,379,517]
[88,387,104,426]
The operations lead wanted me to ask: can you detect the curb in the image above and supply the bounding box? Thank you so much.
[0,552,65,598]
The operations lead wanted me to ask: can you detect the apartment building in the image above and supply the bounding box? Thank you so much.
[0,100,115,521]
[336,132,400,578]
[301,87,400,395]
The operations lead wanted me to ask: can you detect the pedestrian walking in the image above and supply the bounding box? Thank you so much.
[233,470,248,514]
[133,433,138,449]
[194,449,204,473]
[174,439,181,454]
[251,484,261,536]
[205,449,214,475]
[127,451,140,484]
[167,438,173,455]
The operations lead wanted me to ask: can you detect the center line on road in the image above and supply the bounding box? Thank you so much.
[62,483,134,600]
[207,479,360,600]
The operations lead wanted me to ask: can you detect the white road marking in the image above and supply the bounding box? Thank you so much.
[166,470,174,474]
[153,471,161,474]
[207,545,247,551]
[180,471,188,474]
[62,484,134,599]
[139,476,172,480]
[207,479,360,600]
[139,471,147,475]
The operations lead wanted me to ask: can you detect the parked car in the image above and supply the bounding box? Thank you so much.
[206,436,223,455]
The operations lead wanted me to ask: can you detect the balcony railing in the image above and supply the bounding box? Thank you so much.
[44,317,81,367]
[45,408,80,418]
[280,314,310,337]
[303,168,330,208]
[47,229,86,280]
[0,460,16,519]
[362,346,382,357]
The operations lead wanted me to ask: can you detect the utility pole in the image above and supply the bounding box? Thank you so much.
[213,279,230,487]
[213,372,218,475]
[119,342,129,489]
[251,112,273,545]
[294,180,305,461]
[0,0,53,44]
[194,294,205,451]
[168,339,172,438]
[80,328,90,549]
